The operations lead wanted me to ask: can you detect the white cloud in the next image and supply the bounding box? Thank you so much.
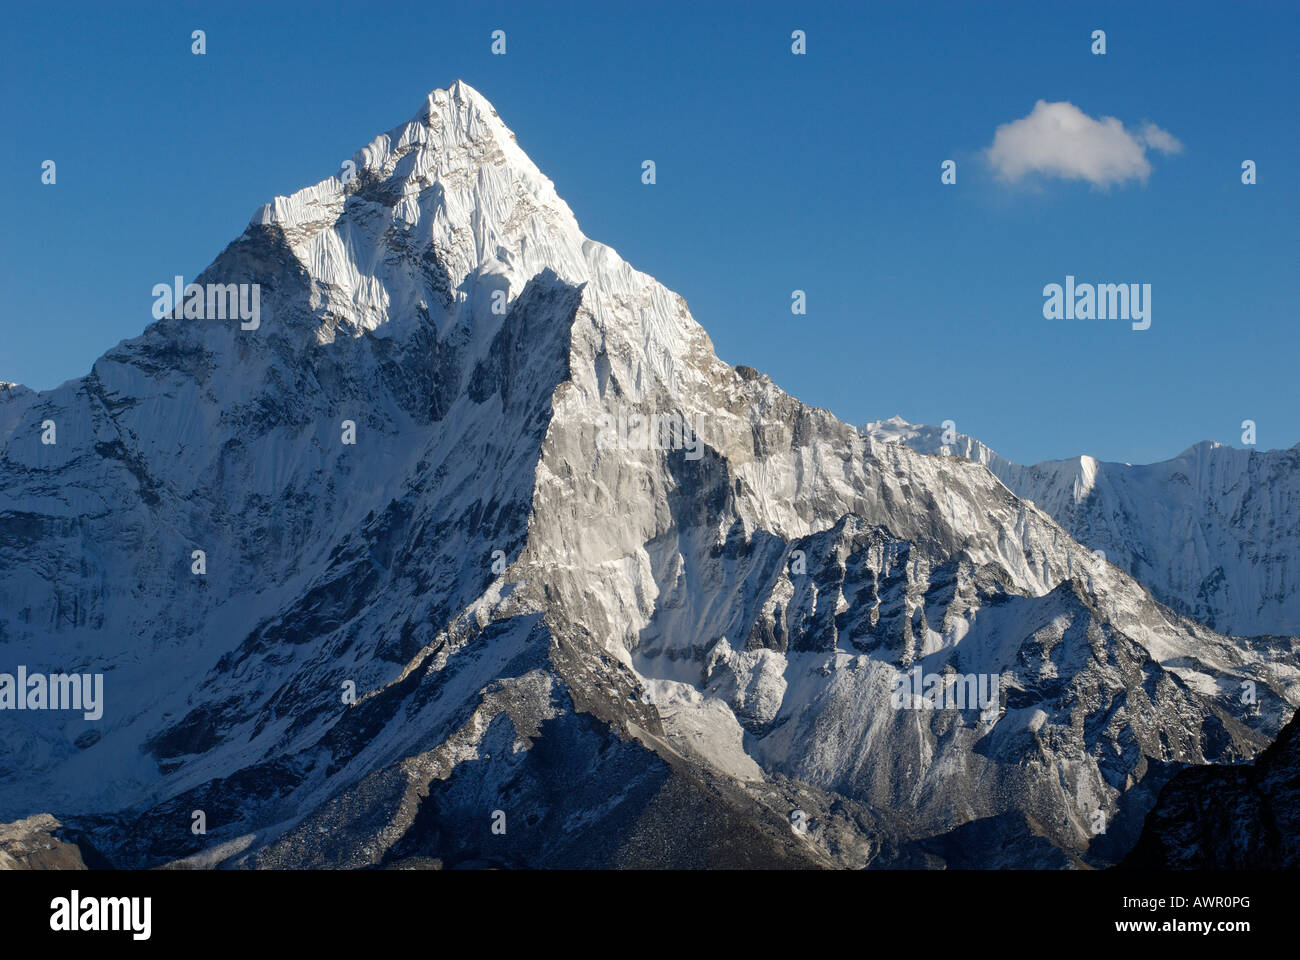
[986,101,1182,187]
[1138,122,1184,155]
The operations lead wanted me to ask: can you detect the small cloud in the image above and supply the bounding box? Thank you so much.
[986,100,1182,188]
[1138,122,1183,154]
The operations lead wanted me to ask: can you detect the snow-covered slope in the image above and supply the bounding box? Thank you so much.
[863,416,1300,638]
[1,83,1296,869]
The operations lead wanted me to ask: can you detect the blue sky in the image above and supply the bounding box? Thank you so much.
[2,0,1296,465]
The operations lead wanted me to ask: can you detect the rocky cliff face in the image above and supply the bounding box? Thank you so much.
[0,815,88,870]
[1,82,1295,869]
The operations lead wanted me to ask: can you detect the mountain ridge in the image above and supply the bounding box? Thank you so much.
[863,417,1300,638]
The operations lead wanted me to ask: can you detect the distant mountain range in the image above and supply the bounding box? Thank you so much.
[863,416,1300,638]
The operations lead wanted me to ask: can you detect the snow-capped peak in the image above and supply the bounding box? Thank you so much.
[254,80,569,229]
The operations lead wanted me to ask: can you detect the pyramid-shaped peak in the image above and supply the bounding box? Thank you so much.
[418,79,500,122]
[253,80,569,235]
[444,78,491,106]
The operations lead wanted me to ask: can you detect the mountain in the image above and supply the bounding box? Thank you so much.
[1122,708,1300,868]
[1,82,1296,869]
[0,815,88,870]
[863,416,1300,639]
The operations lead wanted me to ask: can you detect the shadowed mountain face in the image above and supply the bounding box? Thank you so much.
[1122,708,1300,869]
[1,82,1296,869]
